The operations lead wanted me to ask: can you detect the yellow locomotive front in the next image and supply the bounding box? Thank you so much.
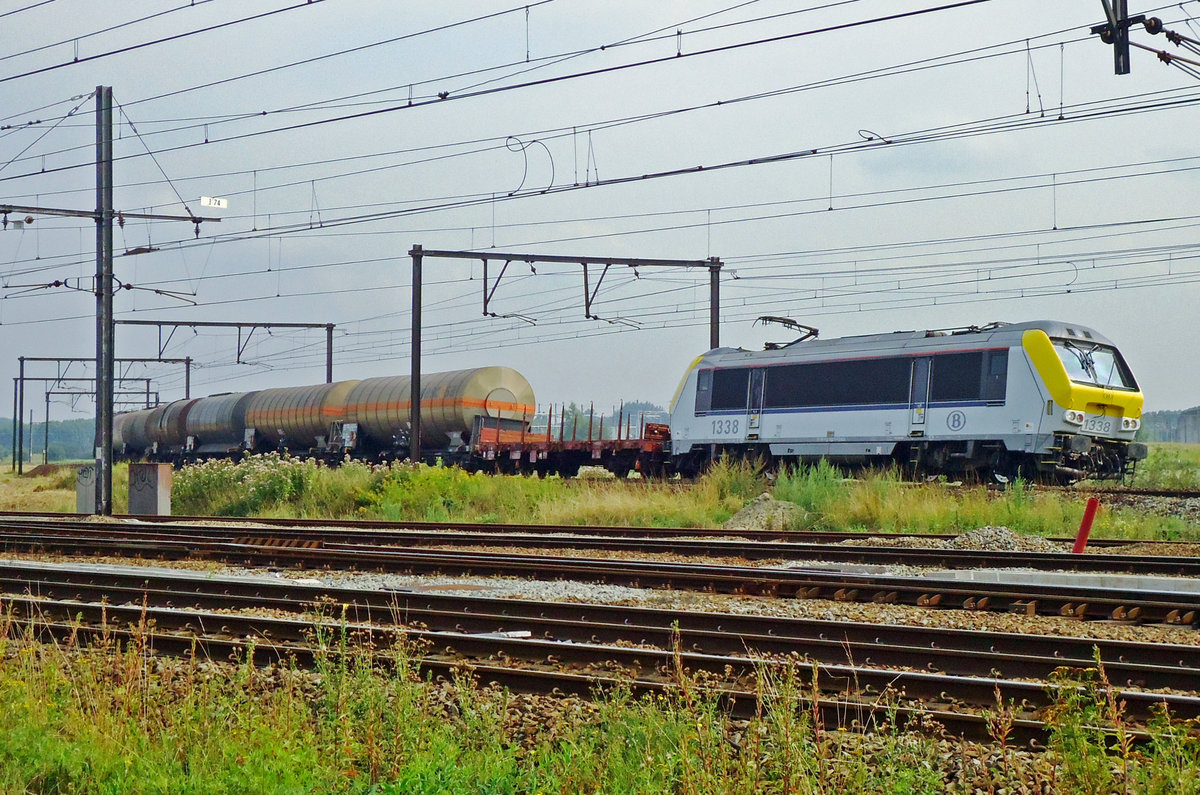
[1022,327,1146,479]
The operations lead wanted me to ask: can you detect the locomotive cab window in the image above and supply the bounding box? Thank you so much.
[694,369,713,414]
[1052,340,1138,391]
[983,350,1008,402]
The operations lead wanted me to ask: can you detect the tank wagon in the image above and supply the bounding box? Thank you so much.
[114,367,537,463]
[667,320,1147,481]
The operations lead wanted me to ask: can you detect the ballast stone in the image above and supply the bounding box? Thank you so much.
[722,493,807,532]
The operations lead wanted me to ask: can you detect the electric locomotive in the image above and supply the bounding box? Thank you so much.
[666,320,1147,481]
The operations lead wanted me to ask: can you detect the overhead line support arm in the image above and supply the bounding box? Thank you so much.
[407,245,723,463]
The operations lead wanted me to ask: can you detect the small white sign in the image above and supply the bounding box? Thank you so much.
[199,196,228,209]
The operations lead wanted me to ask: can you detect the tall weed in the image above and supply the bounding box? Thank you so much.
[1132,443,1200,489]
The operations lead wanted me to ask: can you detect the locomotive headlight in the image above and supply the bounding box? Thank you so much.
[1121,417,1141,431]
[1063,410,1084,425]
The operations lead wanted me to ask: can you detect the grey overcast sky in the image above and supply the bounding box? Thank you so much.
[1,0,1199,423]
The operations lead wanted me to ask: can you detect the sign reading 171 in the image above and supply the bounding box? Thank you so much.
[199,196,228,209]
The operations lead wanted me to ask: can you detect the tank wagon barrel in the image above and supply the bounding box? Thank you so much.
[149,399,200,448]
[345,367,535,450]
[184,392,255,453]
[244,380,360,450]
[123,405,163,452]
[114,366,548,464]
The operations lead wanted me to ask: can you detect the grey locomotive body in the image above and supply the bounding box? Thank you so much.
[667,320,1146,481]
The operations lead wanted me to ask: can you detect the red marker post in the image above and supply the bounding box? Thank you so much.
[1073,497,1101,553]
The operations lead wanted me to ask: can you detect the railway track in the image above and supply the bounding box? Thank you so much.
[2,559,1194,687]
[0,509,1171,547]
[0,517,1199,626]
[1070,486,1200,500]
[4,559,1199,744]
[0,515,1195,576]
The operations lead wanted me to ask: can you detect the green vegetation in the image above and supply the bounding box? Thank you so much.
[1,444,1197,541]
[772,460,1200,541]
[2,613,1198,794]
[1131,443,1200,489]
[165,452,1200,541]
[170,454,756,528]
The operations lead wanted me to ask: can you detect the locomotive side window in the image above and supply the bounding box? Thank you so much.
[694,369,713,414]
[763,358,909,408]
[931,350,1008,403]
[711,368,751,411]
[759,351,1009,411]
[930,352,983,402]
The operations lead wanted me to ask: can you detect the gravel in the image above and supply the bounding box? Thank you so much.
[1095,541,1200,557]
[243,564,1200,648]
[420,543,788,568]
[1102,493,1200,523]
[722,492,807,531]
[841,526,1066,553]
[946,526,1066,553]
[19,547,1181,651]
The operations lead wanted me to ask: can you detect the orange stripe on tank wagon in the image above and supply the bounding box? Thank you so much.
[253,399,534,422]
[347,398,534,414]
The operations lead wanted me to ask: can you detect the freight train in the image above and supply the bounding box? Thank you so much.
[113,319,1148,482]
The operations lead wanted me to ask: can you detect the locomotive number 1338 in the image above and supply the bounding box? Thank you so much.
[711,418,740,435]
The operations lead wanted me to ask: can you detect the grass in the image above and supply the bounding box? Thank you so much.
[0,462,128,513]
[169,454,760,529]
[1132,443,1200,489]
[772,461,1200,541]
[2,609,1199,794]
[1,445,1198,542]
[167,452,1200,541]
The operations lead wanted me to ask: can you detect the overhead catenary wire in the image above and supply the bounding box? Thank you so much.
[5,2,1195,232]
[0,1,57,20]
[11,232,1198,364]
[49,84,1200,259]
[6,130,1200,288]
[0,0,1000,185]
[0,91,92,178]
[3,4,1199,397]
[0,0,329,85]
[0,1,217,67]
[14,0,1192,181]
